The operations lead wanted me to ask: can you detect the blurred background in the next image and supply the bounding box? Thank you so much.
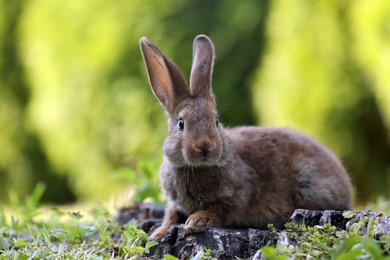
[0,0,389,206]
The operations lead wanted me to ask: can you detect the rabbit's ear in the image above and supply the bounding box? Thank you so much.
[140,37,189,113]
[190,35,215,98]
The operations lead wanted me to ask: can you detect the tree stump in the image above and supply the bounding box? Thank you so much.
[116,204,390,259]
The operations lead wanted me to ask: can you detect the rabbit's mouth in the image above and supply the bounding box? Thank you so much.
[183,146,222,167]
[189,157,218,167]
[198,155,212,165]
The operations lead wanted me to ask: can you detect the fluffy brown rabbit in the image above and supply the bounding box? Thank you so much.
[139,35,352,240]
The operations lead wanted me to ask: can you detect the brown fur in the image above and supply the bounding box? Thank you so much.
[139,35,352,240]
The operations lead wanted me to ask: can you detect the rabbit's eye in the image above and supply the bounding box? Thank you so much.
[178,117,184,130]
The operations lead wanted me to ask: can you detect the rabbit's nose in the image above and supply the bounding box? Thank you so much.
[200,148,209,158]
[194,145,210,161]
[193,138,214,155]
[194,143,210,154]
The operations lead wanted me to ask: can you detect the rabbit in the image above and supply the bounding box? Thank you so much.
[139,34,352,240]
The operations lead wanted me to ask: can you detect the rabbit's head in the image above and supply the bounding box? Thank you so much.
[140,35,227,167]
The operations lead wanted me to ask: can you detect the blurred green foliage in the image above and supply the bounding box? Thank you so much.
[253,0,390,202]
[0,0,389,204]
[109,158,163,204]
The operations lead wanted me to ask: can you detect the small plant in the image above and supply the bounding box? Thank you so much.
[110,158,164,204]
[6,182,46,225]
[118,224,157,257]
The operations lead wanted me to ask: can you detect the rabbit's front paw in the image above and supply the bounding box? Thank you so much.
[184,210,222,233]
[149,226,169,241]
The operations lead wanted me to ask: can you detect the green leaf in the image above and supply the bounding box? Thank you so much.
[261,246,277,257]
[145,240,158,249]
[342,211,355,219]
[17,253,29,260]
[26,182,46,208]
[14,238,31,247]
[335,249,363,260]
[358,239,383,259]
[163,254,179,260]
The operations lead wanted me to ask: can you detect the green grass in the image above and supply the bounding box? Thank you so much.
[0,184,159,259]
[0,208,158,259]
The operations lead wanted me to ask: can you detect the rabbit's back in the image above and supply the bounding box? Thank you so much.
[226,126,352,211]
